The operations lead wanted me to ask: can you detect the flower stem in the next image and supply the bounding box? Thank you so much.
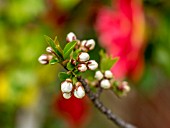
[77,77,137,128]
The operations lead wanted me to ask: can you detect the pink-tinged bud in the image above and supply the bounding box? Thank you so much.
[86,39,95,50]
[118,81,130,95]
[63,92,71,99]
[77,64,87,72]
[61,79,73,93]
[66,32,76,42]
[95,71,103,80]
[71,59,76,65]
[46,46,53,53]
[74,85,85,99]
[100,79,111,89]
[87,60,98,70]
[78,52,90,62]
[104,70,113,79]
[38,54,53,65]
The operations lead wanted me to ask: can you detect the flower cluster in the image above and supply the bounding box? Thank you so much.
[38,32,131,99]
[61,79,85,99]
[94,70,113,89]
[66,32,98,72]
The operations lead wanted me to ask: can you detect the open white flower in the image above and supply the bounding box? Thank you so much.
[63,92,71,99]
[87,60,98,70]
[100,79,111,89]
[66,32,76,42]
[95,71,103,80]
[61,79,73,93]
[104,70,113,79]
[78,52,90,62]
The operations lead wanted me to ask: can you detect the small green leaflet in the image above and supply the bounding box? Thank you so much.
[58,72,71,81]
[66,61,75,71]
[54,36,63,55]
[49,58,59,65]
[99,50,119,70]
[73,49,81,60]
[63,41,77,59]
[44,35,63,60]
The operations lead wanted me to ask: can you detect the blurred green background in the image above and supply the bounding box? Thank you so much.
[0,0,170,128]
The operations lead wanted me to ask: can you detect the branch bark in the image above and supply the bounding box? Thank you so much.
[78,77,137,128]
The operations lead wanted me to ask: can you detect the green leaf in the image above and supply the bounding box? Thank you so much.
[58,72,71,81]
[49,58,59,65]
[73,49,81,59]
[63,41,77,59]
[72,77,78,85]
[66,61,75,71]
[54,36,63,55]
[99,50,119,70]
[44,35,63,60]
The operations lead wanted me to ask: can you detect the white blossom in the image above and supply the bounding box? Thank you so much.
[77,64,87,72]
[66,32,76,42]
[78,52,90,62]
[38,54,52,65]
[100,79,111,89]
[104,70,113,79]
[63,93,71,99]
[86,39,95,50]
[46,46,53,53]
[87,60,98,70]
[95,71,103,80]
[74,85,85,99]
[61,79,73,93]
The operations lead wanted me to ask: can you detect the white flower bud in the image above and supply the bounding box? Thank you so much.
[61,79,73,93]
[95,71,103,80]
[86,39,95,50]
[87,60,98,70]
[104,70,113,79]
[38,54,53,65]
[46,46,53,53]
[100,79,111,89]
[78,52,90,62]
[63,93,71,99]
[74,85,85,99]
[66,32,76,42]
[121,81,130,93]
[77,64,87,72]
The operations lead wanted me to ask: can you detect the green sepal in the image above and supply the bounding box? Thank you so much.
[66,61,75,71]
[44,35,63,60]
[72,77,78,85]
[49,58,59,65]
[58,72,71,81]
[63,41,77,59]
[99,50,119,71]
[73,69,82,76]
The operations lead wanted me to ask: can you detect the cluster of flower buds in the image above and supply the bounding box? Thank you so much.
[66,32,98,72]
[94,70,114,89]
[38,46,56,65]
[77,52,98,72]
[66,32,95,52]
[61,79,85,99]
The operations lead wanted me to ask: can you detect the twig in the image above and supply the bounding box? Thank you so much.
[78,77,137,128]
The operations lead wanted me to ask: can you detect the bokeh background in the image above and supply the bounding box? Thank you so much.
[0,0,170,128]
